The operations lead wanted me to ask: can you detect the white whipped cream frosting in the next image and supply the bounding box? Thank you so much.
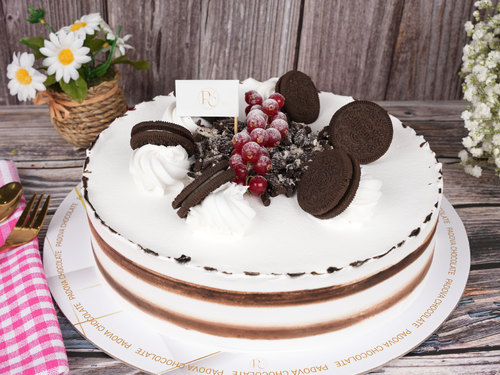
[129,144,190,195]
[161,92,210,132]
[186,182,256,237]
[317,170,382,229]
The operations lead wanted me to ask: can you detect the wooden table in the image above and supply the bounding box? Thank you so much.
[0,102,498,374]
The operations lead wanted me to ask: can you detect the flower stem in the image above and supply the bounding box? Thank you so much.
[40,19,56,34]
[88,26,121,78]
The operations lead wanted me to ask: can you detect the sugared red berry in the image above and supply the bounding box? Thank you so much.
[234,164,249,180]
[241,141,261,163]
[229,153,244,168]
[245,90,263,106]
[246,114,266,132]
[245,105,252,116]
[265,127,282,147]
[248,176,268,196]
[254,155,272,175]
[247,108,266,119]
[270,119,289,137]
[231,148,241,156]
[262,98,279,116]
[260,146,270,158]
[232,131,251,150]
[269,93,285,109]
[270,111,287,123]
[250,128,268,146]
[250,104,263,112]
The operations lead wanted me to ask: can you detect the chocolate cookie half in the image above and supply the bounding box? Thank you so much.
[130,121,195,156]
[173,160,236,218]
[275,71,320,124]
[297,149,361,219]
[327,101,393,164]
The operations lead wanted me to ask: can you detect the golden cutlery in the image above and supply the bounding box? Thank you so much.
[0,193,51,253]
[0,182,23,223]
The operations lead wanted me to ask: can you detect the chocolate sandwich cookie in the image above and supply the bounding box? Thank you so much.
[327,101,393,164]
[130,121,195,156]
[297,149,361,219]
[275,70,320,124]
[173,160,236,218]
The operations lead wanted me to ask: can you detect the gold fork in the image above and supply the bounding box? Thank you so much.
[0,193,51,253]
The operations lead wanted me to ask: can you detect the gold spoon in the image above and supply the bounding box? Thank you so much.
[0,182,23,223]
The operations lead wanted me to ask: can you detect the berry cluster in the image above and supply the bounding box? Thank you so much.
[230,90,288,196]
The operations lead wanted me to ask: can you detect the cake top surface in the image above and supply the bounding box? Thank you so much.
[83,78,442,283]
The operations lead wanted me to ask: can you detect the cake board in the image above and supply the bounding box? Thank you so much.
[44,186,470,374]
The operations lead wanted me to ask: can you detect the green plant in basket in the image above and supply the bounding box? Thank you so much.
[6,6,149,103]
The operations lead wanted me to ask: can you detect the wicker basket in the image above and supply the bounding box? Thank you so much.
[42,70,127,148]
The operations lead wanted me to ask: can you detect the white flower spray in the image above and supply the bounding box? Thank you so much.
[459,0,500,178]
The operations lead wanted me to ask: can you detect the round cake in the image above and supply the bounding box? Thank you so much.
[82,76,443,347]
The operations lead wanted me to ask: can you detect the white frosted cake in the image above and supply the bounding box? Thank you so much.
[82,78,443,346]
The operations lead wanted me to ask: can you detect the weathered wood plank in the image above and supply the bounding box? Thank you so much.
[199,0,301,80]
[1,0,107,105]
[297,0,405,100]
[106,0,203,106]
[379,101,466,122]
[385,0,474,100]
[65,350,500,374]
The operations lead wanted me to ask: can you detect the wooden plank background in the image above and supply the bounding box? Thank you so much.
[0,0,474,106]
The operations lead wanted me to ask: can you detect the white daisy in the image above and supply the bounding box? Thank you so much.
[62,13,102,38]
[6,52,46,101]
[98,21,133,58]
[40,31,91,83]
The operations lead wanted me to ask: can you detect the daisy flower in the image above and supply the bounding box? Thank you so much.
[62,13,102,38]
[98,20,133,58]
[6,52,46,101]
[40,31,91,83]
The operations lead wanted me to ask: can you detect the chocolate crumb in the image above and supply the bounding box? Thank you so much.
[424,212,433,223]
[204,266,217,272]
[175,254,191,263]
[409,228,421,237]
[397,240,405,247]
[244,271,260,276]
[350,259,369,267]
[287,272,305,277]
[327,266,341,273]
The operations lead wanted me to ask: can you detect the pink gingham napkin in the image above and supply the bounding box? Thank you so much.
[0,160,69,375]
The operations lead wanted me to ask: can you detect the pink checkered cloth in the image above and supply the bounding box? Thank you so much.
[0,160,69,375]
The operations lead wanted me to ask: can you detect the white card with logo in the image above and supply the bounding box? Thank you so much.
[175,80,239,117]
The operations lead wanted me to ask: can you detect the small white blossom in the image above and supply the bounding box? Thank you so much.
[62,13,102,38]
[458,150,470,162]
[464,164,483,177]
[470,147,484,157]
[6,52,46,101]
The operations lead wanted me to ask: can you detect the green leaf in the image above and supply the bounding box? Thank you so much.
[20,36,45,59]
[86,37,105,52]
[44,74,56,87]
[59,76,88,103]
[110,57,149,70]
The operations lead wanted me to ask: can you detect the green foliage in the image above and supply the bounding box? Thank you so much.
[111,56,149,70]
[59,76,88,103]
[25,6,45,24]
[44,74,56,87]
[19,36,45,59]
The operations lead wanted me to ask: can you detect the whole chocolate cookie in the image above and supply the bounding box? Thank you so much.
[327,101,393,164]
[297,149,354,217]
[130,121,195,156]
[275,71,320,124]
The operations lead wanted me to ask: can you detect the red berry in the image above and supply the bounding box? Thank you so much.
[233,177,246,186]
[254,155,272,175]
[269,93,285,109]
[234,164,249,180]
[260,146,270,158]
[250,104,263,112]
[246,114,266,132]
[262,98,279,116]
[229,153,244,168]
[248,176,268,196]
[245,105,252,116]
[241,141,261,163]
[232,131,251,150]
[265,127,282,147]
[245,90,263,106]
[231,148,241,156]
[247,109,266,119]
[250,128,268,146]
[270,119,289,137]
[270,111,287,122]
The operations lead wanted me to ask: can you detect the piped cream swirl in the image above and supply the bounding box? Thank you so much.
[161,93,210,132]
[129,144,190,195]
[186,182,256,236]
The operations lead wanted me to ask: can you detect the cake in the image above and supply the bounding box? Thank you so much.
[82,74,443,346]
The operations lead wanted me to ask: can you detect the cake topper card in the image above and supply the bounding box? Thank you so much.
[175,80,239,117]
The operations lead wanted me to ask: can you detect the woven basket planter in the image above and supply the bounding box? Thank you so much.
[40,69,127,148]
